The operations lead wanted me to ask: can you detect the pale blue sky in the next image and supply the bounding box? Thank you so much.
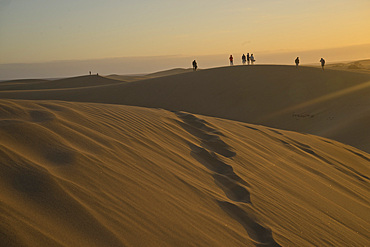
[0,0,369,64]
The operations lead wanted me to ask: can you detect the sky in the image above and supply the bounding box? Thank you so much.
[0,0,370,78]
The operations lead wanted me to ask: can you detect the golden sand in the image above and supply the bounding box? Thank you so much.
[0,64,369,246]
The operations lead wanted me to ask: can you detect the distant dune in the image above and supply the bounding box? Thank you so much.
[146,68,193,78]
[105,68,192,82]
[325,59,370,74]
[105,74,148,82]
[0,99,369,246]
[0,75,124,91]
[1,65,369,153]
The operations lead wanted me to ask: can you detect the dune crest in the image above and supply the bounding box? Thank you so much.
[1,99,369,246]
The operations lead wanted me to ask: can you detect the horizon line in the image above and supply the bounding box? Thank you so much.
[1,43,369,65]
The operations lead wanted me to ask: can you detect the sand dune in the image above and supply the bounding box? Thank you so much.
[106,68,193,82]
[0,79,49,91]
[325,59,370,74]
[0,75,124,91]
[1,65,369,153]
[0,99,369,246]
[146,68,193,78]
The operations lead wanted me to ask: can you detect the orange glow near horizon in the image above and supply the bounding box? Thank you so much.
[0,0,369,64]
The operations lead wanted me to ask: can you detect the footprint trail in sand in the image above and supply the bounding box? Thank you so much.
[175,111,281,247]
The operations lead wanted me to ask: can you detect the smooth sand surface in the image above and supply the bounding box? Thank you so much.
[1,64,369,246]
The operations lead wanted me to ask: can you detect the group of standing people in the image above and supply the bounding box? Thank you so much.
[192,56,326,71]
[236,53,255,66]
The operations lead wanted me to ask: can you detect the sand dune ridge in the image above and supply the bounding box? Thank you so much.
[0,99,369,246]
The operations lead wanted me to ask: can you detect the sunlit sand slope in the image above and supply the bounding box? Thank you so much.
[1,99,369,246]
[1,65,369,152]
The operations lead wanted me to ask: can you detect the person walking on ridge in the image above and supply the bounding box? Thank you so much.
[250,54,255,65]
[229,55,234,66]
[247,53,250,65]
[192,60,198,71]
[295,57,300,67]
[320,58,325,71]
[242,54,246,65]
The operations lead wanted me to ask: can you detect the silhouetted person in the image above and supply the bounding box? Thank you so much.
[250,54,255,65]
[247,53,250,65]
[320,58,325,71]
[242,54,246,65]
[229,55,233,65]
[295,57,300,67]
[89,71,91,75]
[192,60,198,71]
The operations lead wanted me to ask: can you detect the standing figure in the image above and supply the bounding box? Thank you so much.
[250,54,255,65]
[295,57,300,67]
[192,60,198,71]
[229,55,234,66]
[242,54,246,65]
[247,53,250,65]
[89,71,91,75]
[320,58,325,71]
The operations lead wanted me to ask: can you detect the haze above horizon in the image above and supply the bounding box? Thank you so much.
[1,0,370,65]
